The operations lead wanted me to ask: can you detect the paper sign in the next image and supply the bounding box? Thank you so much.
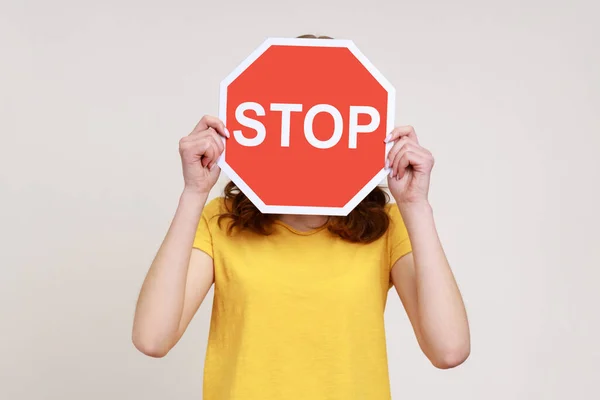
[217,37,395,216]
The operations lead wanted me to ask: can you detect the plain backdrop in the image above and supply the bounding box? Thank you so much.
[1,0,599,399]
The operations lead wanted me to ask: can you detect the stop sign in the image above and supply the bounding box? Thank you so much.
[217,38,395,216]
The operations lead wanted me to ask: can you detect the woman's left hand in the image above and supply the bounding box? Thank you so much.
[385,126,435,206]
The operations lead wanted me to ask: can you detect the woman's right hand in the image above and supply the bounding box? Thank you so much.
[179,115,230,194]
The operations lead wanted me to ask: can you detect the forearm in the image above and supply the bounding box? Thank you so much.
[400,202,470,365]
[132,189,208,352]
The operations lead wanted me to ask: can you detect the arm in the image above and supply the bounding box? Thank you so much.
[132,115,228,358]
[391,202,470,369]
[386,125,470,369]
[132,191,214,358]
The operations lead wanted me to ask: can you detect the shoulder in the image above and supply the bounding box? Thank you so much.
[384,202,404,223]
[202,196,229,221]
[383,202,412,263]
[384,202,410,238]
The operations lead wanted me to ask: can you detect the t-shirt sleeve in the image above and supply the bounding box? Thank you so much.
[192,197,224,258]
[386,203,413,267]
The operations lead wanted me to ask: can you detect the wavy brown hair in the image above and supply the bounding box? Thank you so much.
[296,34,334,39]
[217,182,390,243]
[217,33,389,243]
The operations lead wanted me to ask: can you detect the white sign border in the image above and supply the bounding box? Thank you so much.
[217,37,395,216]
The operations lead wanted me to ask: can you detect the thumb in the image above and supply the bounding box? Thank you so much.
[209,163,221,177]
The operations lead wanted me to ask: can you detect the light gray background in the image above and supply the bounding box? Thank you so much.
[1,0,599,399]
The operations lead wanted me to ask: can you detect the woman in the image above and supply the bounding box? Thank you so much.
[132,112,469,399]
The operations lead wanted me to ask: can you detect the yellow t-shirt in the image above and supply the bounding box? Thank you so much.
[193,197,412,400]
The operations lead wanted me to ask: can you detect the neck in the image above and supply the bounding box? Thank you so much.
[277,214,329,232]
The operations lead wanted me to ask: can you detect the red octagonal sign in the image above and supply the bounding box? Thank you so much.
[218,38,395,216]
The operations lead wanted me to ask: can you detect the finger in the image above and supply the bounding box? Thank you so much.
[198,136,220,166]
[207,129,225,155]
[180,134,210,155]
[387,138,422,170]
[201,148,211,168]
[182,136,216,167]
[179,135,204,159]
[386,136,410,169]
[191,115,230,138]
[390,145,407,178]
[402,141,430,158]
[390,142,423,178]
[395,151,429,180]
[189,127,229,154]
[393,151,416,180]
[201,140,219,168]
[189,126,216,140]
[384,125,418,144]
[205,135,224,169]
[396,152,413,180]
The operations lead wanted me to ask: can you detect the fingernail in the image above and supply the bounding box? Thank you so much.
[389,170,395,178]
[384,133,391,142]
[385,158,390,169]
[224,128,231,138]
